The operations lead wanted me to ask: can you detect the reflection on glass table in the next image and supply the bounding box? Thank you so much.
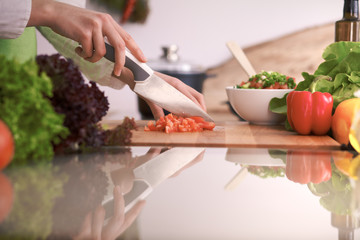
[225,148,360,240]
[0,147,204,240]
[1,146,360,239]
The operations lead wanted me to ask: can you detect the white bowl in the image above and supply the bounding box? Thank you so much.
[225,148,286,166]
[226,86,293,125]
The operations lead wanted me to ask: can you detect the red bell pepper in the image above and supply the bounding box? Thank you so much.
[287,91,333,135]
[286,150,332,184]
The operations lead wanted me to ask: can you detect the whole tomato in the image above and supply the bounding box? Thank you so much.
[0,120,14,170]
[0,172,14,223]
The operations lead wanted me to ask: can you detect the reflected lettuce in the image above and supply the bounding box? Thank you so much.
[308,163,352,216]
[0,164,67,239]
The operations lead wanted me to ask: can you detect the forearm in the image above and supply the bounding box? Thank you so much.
[28,0,84,35]
[0,0,32,38]
[27,0,54,27]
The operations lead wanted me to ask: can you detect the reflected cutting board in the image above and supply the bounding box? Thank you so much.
[129,121,340,150]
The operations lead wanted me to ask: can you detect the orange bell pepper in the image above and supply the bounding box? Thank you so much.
[332,150,359,180]
[287,91,333,135]
[331,98,360,145]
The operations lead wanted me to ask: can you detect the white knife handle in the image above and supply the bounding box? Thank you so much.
[104,42,154,81]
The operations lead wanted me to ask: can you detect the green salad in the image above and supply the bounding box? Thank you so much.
[236,71,296,89]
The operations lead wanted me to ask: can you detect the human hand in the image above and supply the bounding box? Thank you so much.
[143,72,207,119]
[28,0,146,76]
[74,186,145,240]
[170,149,205,178]
[109,147,167,196]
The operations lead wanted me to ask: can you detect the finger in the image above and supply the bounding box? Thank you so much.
[135,147,163,167]
[73,212,92,239]
[101,186,126,240]
[86,28,106,63]
[76,37,93,59]
[171,150,205,178]
[155,72,207,111]
[112,68,135,89]
[144,98,165,120]
[187,88,207,111]
[91,205,105,240]
[113,185,125,223]
[145,147,162,157]
[178,81,207,111]
[103,18,126,76]
[180,87,206,111]
[107,36,125,77]
[111,20,146,62]
[110,168,135,194]
[119,200,146,233]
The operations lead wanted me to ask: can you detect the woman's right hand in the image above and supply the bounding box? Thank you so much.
[28,0,147,76]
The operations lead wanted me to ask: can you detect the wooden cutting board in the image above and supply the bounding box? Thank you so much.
[129,120,340,150]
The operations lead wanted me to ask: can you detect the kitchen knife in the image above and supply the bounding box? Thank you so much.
[132,147,204,189]
[102,147,205,220]
[104,43,214,122]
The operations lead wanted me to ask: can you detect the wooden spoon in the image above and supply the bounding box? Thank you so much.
[226,41,256,78]
[224,166,248,191]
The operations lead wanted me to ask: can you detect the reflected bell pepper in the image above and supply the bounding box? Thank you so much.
[286,150,332,184]
[287,91,333,135]
[0,172,14,224]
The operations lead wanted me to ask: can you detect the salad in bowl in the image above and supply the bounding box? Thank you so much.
[227,71,296,125]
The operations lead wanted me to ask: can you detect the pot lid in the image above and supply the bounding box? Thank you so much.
[147,45,205,74]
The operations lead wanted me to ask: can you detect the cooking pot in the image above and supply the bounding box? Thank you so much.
[138,45,211,119]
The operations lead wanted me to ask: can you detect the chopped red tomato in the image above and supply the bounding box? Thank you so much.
[144,113,215,133]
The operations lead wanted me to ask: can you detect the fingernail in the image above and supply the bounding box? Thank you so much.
[114,69,121,77]
[139,50,147,62]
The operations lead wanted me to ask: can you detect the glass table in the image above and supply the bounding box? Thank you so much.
[0,146,359,240]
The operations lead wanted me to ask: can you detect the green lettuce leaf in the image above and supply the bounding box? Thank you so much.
[269,41,360,119]
[315,41,360,77]
[0,55,69,164]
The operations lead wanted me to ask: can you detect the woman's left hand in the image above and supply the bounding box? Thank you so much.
[144,72,207,119]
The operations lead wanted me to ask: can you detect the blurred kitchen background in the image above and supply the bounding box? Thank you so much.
[36,0,342,121]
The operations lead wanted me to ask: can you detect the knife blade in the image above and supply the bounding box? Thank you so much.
[132,147,205,188]
[104,43,214,122]
[102,147,205,220]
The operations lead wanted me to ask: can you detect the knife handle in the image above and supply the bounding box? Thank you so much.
[125,50,154,81]
[104,42,153,81]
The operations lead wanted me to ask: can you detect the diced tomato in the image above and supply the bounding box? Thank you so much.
[145,113,215,133]
[190,116,205,123]
[165,126,171,133]
[280,84,289,89]
[199,121,216,130]
[144,121,157,131]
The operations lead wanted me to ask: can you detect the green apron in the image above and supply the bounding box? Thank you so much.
[0,27,37,62]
